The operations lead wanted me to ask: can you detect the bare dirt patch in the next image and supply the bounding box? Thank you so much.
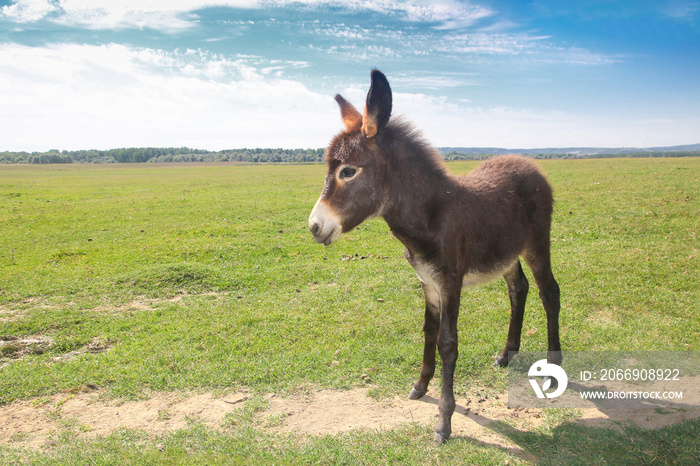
[1,387,697,451]
[0,307,26,323]
[0,390,249,449]
[0,297,49,323]
[264,388,698,457]
[266,389,536,456]
[0,335,114,369]
[0,335,53,369]
[91,291,225,316]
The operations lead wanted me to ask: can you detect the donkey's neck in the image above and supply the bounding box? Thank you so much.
[379,143,461,255]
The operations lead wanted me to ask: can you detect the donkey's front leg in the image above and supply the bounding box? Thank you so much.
[434,284,461,444]
[409,281,440,400]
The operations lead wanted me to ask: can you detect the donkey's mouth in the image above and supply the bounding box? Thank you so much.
[321,232,337,245]
[311,224,341,246]
[309,198,343,246]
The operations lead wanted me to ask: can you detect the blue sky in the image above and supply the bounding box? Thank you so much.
[1,0,699,151]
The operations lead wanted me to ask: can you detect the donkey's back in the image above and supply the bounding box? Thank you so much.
[444,155,555,277]
[460,154,553,218]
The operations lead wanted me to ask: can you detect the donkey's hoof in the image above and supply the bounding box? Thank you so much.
[494,355,509,367]
[433,432,449,444]
[408,386,427,400]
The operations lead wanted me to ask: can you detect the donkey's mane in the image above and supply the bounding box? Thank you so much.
[383,116,447,177]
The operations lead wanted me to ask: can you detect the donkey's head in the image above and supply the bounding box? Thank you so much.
[308,69,393,245]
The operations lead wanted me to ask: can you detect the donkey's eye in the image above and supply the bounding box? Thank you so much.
[339,166,357,179]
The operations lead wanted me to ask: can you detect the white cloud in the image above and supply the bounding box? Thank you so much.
[0,41,693,152]
[401,99,700,149]
[308,21,619,68]
[547,46,622,66]
[1,0,494,31]
[661,1,700,19]
[327,90,700,149]
[276,0,494,29]
[0,43,336,151]
[391,73,478,89]
[1,0,59,22]
[1,1,619,67]
[2,0,215,31]
[437,31,550,55]
[379,0,493,28]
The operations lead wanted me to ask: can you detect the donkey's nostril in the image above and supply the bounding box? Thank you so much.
[310,222,321,236]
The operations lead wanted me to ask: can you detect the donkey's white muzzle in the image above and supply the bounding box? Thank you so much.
[309,198,342,246]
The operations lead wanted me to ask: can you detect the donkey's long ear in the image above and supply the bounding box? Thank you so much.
[362,69,392,138]
[335,94,362,132]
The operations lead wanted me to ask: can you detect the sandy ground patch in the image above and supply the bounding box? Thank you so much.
[1,387,697,451]
[0,390,248,449]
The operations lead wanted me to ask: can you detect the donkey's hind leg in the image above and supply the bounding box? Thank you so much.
[408,281,440,400]
[495,260,529,367]
[524,248,562,365]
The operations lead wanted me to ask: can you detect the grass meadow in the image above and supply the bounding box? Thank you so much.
[1,158,698,464]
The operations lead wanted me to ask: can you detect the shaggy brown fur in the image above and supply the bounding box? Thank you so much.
[309,70,561,443]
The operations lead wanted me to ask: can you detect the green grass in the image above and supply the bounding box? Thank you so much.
[1,159,698,464]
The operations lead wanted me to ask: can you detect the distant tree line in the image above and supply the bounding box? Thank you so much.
[0,147,325,164]
[1,147,698,164]
[442,151,700,161]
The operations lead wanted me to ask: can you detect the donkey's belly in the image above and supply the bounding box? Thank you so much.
[412,256,516,292]
[462,260,517,288]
